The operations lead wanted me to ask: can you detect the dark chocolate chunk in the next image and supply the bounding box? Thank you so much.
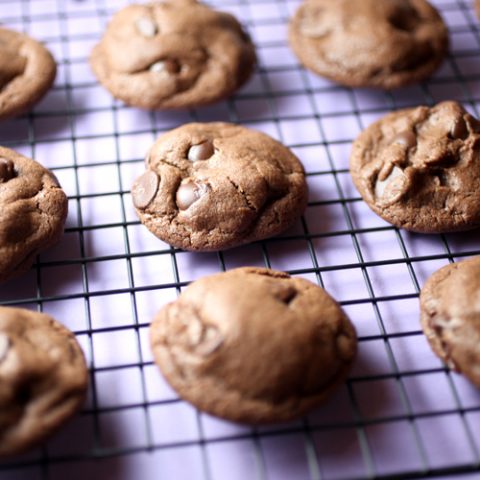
[132,170,159,209]
[188,141,214,162]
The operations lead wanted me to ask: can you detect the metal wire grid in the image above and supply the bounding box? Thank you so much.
[0,0,480,478]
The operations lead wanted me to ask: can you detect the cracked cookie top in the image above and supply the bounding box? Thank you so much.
[350,101,480,233]
[0,306,88,457]
[420,257,480,387]
[0,146,68,283]
[150,267,357,423]
[288,0,448,89]
[0,27,56,120]
[90,0,256,109]
[131,122,308,251]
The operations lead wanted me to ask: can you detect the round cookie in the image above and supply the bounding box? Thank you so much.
[0,27,56,120]
[131,122,308,251]
[0,146,68,283]
[0,306,88,457]
[420,257,480,387]
[90,0,256,109]
[288,0,448,89]
[150,267,357,424]
[350,101,480,233]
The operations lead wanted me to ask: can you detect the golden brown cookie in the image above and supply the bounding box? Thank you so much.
[0,146,68,283]
[0,27,56,120]
[0,307,88,457]
[150,267,357,424]
[350,101,480,233]
[90,0,256,109]
[420,257,480,387]
[288,0,448,89]
[131,123,308,251]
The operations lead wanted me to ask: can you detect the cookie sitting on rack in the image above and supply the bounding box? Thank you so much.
[90,0,256,109]
[0,146,68,283]
[350,101,480,233]
[150,267,357,424]
[288,0,448,89]
[0,27,56,120]
[131,122,308,251]
[420,257,480,387]
[0,306,88,457]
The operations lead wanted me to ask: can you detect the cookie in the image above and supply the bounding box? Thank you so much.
[0,307,88,457]
[420,257,480,387]
[131,122,308,251]
[288,0,448,89]
[350,101,480,233]
[0,146,68,283]
[90,0,256,109]
[0,27,56,120]
[150,267,357,424]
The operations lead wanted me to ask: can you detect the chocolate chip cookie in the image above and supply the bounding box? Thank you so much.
[150,267,357,423]
[350,101,480,233]
[0,27,56,120]
[0,146,68,283]
[131,123,308,251]
[0,307,88,457]
[288,0,448,89]
[420,257,480,387]
[90,0,256,109]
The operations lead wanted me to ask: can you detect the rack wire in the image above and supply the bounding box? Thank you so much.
[1,0,480,478]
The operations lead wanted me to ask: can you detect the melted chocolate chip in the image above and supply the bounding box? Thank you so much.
[188,141,214,162]
[299,7,330,38]
[0,333,10,362]
[393,130,417,148]
[132,170,159,209]
[149,59,180,74]
[176,179,205,210]
[0,158,15,183]
[450,118,469,140]
[136,16,158,37]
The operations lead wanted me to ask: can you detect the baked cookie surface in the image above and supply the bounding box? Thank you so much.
[150,267,357,423]
[288,0,448,89]
[90,0,256,109]
[131,122,308,251]
[350,101,480,233]
[0,27,56,120]
[0,146,68,283]
[420,257,480,387]
[0,307,88,457]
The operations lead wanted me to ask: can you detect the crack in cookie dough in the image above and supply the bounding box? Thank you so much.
[150,267,357,423]
[131,122,308,251]
[420,258,480,387]
[288,0,448,89]
[350,101,480,233]
[0,146,68,283]
[0,307,88,457]
[0,28,56,120]
[90,0,256,109]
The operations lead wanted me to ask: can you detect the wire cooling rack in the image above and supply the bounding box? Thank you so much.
[1,0,480,479]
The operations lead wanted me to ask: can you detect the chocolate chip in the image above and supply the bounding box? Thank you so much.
[0,333,10,362]
[450,118,469,140]
[393,130,417,148]
[149,59,180,74]
[299,8,330,38]
[132,170,159,209]
[176,179,206,210]
[188,141,214,162]
[136,16,158,37]
[0,158,15,183]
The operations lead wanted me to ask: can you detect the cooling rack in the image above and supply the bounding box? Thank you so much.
[1,0,480,478]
